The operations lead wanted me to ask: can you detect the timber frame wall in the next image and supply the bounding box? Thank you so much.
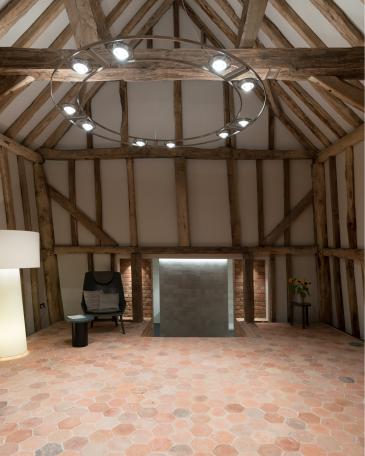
[0,0,363,338]
[0,104,363,337]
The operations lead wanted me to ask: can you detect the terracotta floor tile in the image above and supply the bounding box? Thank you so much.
[0,321,362,455]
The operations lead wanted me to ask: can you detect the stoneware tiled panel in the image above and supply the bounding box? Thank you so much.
[159,259,229,336]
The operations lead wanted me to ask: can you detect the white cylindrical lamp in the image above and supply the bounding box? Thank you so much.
[0,230,40,360]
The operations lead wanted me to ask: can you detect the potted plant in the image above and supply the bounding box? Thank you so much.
[288,277,311,303]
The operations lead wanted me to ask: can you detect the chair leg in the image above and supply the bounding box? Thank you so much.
[302,306,305,329]
[120,317,125,334]
[113,316,118,327]
[90,320,94,328]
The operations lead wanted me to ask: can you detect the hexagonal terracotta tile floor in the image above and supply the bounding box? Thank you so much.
[0,321,363,455]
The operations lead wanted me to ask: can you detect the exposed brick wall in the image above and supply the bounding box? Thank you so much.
[141,260,152,318]
[120,259,152,320]
[121,259,266,321]
[120,260,132,319]
[234,259,266,319]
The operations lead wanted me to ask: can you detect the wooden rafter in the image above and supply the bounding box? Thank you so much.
[237,0,268,48]
[0,0,37,40]
[194,0,237,44]
[214,0,240,29]
[272,81,331,148]
[284,81,346,138]
[183,1,224,47]
[310,0,364,46]
[268,0,364,124]
[309,76,364,112]
[0,0,65,103]
[260,16,354,144]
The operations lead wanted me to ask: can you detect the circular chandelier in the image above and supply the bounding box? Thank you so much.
[51,36,266,148]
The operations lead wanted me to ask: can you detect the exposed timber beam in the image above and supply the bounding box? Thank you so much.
[52,245,317,255]
[317,124,364,162]
[344,147,360,338]
[270,0,325,47]
[328,157,345,331]
[37,0,173,149]
[310,76,364,112]
[194,0,236,44]
[323,248,364,265]
[40,82,103,149]
[261,5,363,128]
[0,0,37,40]
[173,3,191,248]
[33,163,63,323]
[237,0,268,48]
[0,47,363,81]
[17,156,41,331]
[0,148,16,229]
[0,133,43,162]
[263,190,313,245]
[312,162,332,324]
[48,184,118,246]
[310,0,364,46]
[64,0,111,46]
[284,81,346,138]
[272,81,331,148]
[183,1,223,48]
[39,146,314,160]
[15,0,65,48]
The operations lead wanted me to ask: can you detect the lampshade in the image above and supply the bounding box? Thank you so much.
[0,230,40,269]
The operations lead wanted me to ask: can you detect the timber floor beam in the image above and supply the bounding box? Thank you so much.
[39,147,314,160]
[0,47,363,81]
[52,245,317,256]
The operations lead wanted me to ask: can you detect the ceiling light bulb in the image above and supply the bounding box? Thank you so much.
[80,119,95,132]
[209,55,231,73]
[111,42,131,61]
[240,79,255,92]
[62,104,77,116]
[237,118,250,128]
[217,129,230,139]
[165,141,176,149]
[72,59,91,75]
[133,139,147,147]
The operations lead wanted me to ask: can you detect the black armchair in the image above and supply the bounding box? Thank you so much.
[81,271,126,333]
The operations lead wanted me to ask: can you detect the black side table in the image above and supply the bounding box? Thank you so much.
[66,315,94,347]
[290,302,311,329]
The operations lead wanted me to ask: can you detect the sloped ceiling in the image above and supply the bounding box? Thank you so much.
[0,0,363,152]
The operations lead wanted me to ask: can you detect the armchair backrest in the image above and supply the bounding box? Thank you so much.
[81,271,126,314]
